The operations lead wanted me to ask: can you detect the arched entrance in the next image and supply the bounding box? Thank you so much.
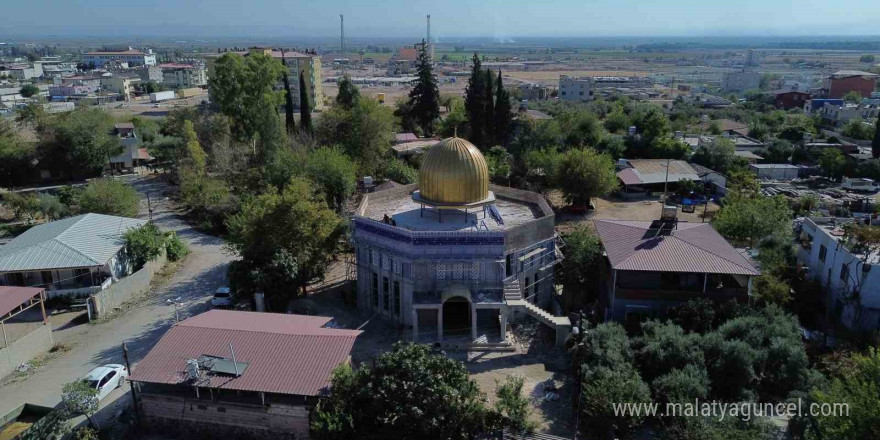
[442,296,471,336]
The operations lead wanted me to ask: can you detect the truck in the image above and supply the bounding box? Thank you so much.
[1,403,55,440]
[149,90,176,103]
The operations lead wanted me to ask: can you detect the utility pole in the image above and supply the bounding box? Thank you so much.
[340,14,345,73]
[122,342,141,425]
[662,157,670,202]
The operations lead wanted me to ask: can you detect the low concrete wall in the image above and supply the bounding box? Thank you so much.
[0,323,53,379]
[89,253,167,320]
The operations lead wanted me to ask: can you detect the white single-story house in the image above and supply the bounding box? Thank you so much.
[0,214,146,298]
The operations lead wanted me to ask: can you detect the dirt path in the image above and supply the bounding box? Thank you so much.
[0,175,232,420]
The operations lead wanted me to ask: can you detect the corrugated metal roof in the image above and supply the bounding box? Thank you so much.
[0,214,145,272]
[618,159,701,186]
[130,310,361,396]
[0,286,44,317]
[594,219,760,276]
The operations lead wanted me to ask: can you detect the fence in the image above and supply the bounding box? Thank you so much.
[88,252,167,320]
[0,323,53,379]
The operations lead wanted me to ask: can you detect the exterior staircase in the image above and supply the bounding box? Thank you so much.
[503,278,571,347]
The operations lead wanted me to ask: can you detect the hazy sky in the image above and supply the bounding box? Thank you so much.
[2,0,880,38]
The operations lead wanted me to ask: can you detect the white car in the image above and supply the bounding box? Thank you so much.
[83,364,128,401]
[211,286,233,308]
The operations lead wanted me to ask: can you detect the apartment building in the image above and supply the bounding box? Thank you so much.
[159,63,207,89]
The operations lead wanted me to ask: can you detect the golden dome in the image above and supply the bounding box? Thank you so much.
[418,137,490,205]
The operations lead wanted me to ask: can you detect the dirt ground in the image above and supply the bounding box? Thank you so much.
[551,191,720,234]
[288,257,577,435]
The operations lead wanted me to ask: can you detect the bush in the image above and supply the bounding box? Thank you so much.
[382,157,419,184]
[580,365,651,438]
[123,223,165,269]
[76,179,140,217]
[164,232,189,262]
[492,375,538,434]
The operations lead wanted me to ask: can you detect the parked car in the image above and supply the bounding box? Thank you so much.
[83,364,128,401]
[211,286,233,308]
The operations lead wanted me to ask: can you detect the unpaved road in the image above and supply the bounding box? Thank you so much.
[0,175,232,419]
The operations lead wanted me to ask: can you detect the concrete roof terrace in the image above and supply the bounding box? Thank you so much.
[358,183,551,233]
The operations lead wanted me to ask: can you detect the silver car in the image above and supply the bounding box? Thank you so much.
[211,286,233,308]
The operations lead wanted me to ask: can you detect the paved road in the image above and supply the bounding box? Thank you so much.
[0,175,232,418]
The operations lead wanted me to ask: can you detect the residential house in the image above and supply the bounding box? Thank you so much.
[734,150,764,163]
[517,83,550,101]
[130,310,360,439]
[773,90,812,110]
[817,102,879,127]
[109,123,152,172]
[0,214,145,298]
[797,217,880,330]
[559,75,593,102]
[4,63,43,80]
[805,98,845,115]
[616,159,702,198]
[822,70,878,99]
[595,217,760,325]
[133,66,164,84]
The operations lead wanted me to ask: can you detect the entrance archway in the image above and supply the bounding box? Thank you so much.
[442,296,471,336]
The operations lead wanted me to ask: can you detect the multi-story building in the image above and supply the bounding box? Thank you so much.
[102,77,136,100]
[559,75,593,102]
[822,70,878,99]
[386,46,419,76]
[798,217,880,331]
[3,62,43,80]
[722,70,761,93]
[351,137,571,347]
[83,48,157,68]
[243,48,323,110]
[133,66,163,84]
[158,63,207,89]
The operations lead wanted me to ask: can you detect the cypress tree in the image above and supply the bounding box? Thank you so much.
[483,69,495,146]
[494,70,513,147]
[873,116,880,159]
[464,53,486,146]
[407,40,440,136]
[281,51,296,133]
[336,75,360,109]
[282,72,296,134]
[299,71,312,133]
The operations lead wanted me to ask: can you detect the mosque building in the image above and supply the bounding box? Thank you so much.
[351,137,571,346]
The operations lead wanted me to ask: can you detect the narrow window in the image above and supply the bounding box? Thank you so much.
[383,276,390,311]
[371,273,379,308]
[393,281,401,316]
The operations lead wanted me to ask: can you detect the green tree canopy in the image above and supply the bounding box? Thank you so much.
[311,343,489,440]
[304,147,357,211]
[38,108,121,178]
[818,148,846,180]
[316,97,395,176]
[208,52,286,159]
[843,90,863,104]
[124,223,166,269]
[225,177,342,307]
[19,83,39,98]
[335,75,360,109]
[804,348,879,440]
[692,137,736,172]
[0,118,35,188]
[712,195,792,246]
[75,178,140,217]
[556,148,618,207]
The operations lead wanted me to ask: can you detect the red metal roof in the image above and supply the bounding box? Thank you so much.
[0,286,44,317]
[617,168,641,186]
[130,310,360,396]
[593,219,760,276]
